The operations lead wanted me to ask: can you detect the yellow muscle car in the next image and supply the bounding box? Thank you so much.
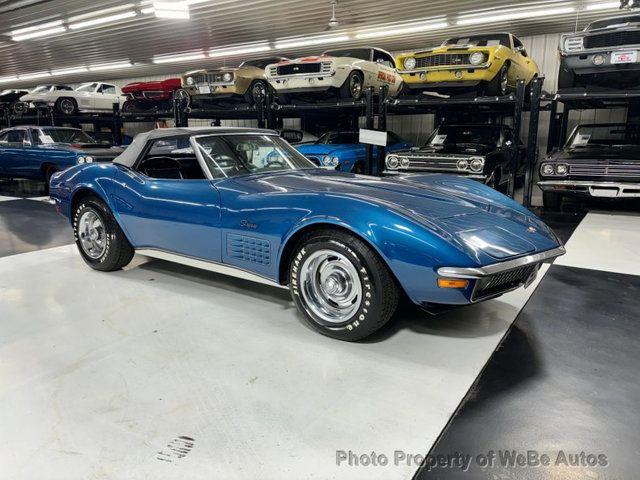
[396,33,539,97]
[179,56,288,107]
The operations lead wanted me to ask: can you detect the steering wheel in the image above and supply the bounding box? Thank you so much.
[265,158,286,168]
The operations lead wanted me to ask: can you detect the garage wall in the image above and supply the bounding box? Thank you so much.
[92,32,626,149]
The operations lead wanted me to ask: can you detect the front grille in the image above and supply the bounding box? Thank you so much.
[473,264,538,301]
[193,72,234,85]
[402,154,465,172]
[568,163,640,177]
[584,31,640,49]
[416,53,471,69]
[306,156,322,165]
[277,63,321,75]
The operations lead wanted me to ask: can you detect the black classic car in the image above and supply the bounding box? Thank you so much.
[0,89,29,117]
[538,123,640,208]
[559,13,640,89]
[384,124,523,190]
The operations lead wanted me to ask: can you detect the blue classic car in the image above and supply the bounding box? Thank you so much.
[295,131,412,172]
[49,127,564,341]
[0,126,122,190]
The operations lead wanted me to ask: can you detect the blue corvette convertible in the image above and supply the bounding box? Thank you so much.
[296,131,411,172]
[0,126,122,189]
[50,127,564,341]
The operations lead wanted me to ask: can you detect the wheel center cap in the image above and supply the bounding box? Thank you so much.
[323,275,344,296]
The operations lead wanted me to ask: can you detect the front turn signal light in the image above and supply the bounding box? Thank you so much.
[437,278,470,289]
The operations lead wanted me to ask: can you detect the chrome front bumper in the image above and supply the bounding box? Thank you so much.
[538,180,640,198]
[438,246,566,279]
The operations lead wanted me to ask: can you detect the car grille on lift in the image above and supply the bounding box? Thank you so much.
[277,63,322,75]
[402,154,464,172]
[192,72,234,84]
[568,164,640,177]
[584,31,640,49]
[472,264,538,301]
[416,54,471,68]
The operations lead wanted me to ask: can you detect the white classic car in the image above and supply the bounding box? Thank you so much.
[265,47,403,103]
[18,82,125,115]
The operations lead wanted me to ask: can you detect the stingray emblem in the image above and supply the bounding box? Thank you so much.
[527,227,537,233]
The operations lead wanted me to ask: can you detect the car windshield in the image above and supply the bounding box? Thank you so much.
[427,126,500,147]
[241,58,284,69]
[316,132,360,145]
[323,48,371,61]
[37,128,96,144]
[568,125,640,147]
[75,83,97,92]
[0,90,14,95]
[194,134,315,178]
[444,34,510,47]
[587,15,640,30]
[31,85,52,94]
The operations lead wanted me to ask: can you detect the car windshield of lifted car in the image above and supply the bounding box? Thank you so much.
[427,125,500,147]
[241,57,286,69]
[36,128,96,145]
[444,34,510,47]
[587,14,640,30]
[568,124,640,148]
[323,48,370,61]
[316,132,360,145]
[194,134,315,178]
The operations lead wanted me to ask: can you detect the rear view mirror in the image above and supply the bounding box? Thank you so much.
[280,129,304,144]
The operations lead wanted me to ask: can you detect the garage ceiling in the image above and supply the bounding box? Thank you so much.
[0,0,629,87]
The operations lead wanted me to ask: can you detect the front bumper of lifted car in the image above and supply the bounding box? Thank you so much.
[538,179,640,198]
[384,170,487,181]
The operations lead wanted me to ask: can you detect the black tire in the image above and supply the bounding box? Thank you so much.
[12,101,28,116]
[486,64,510,96]
[289,229,399,341]
[339,71,365,101]
[121,100,139,114]
[43,165,58,195]
[543,191,563,210]
[557,67,576,90]
[244,80,268,105]
[72,195,134,272]
[56,97,78,115]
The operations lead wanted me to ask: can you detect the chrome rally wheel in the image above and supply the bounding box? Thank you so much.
[78,210,107,259]
[300,249,362,325]
[289,229,399,341]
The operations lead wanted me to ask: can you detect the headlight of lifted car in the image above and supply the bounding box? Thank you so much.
[540,163,568,176]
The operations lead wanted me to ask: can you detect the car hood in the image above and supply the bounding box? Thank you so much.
[227,169,559,261]
[396,145,495,156]
[552,146,640,163]
[43,143,124,159]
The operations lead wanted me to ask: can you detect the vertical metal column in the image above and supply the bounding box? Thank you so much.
[507,80,526,199]
[374,85,389,176]
[173,97,188,127]
[523,76,544,209]
[112,103,123,146]
[364,87,375,175]
[546,97,559,154]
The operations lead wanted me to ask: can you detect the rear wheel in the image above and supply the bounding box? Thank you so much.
[487,64,510,96]
[72,195,134,271]
[173,89,191,110]
[43,165,58,194]
[56,97,78,115]
[543,191,563,210]
[12,101,28,116]
[121,100,139,113]
[289,229,399,341]
[339,71,365,101]
[245,80,268,105]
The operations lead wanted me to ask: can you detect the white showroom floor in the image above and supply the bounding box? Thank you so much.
[0,240,550,480]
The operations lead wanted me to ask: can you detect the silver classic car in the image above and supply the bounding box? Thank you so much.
[559,13,640,89]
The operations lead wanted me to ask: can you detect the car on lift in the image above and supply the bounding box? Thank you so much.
[265,47,403,103]
[558,13,640,89]
[538,123,640,208]
[49,127,564,341]
[121,78,183,113]
[296,130,412,172]
[17,82,125,115]
[396,33,539,97]
[0,89,29,117]
[383,124,523,190]
[12,84,74,115]
[179,57,288,108]
[0,126,123,190]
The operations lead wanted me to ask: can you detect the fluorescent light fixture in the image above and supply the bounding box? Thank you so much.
[69,11,137,30]
[141,7,155,14]
[51,66,89,76]
[585,1,620,10]
[11,20,64,36]
[275,34,350,50]
[68,4,136,22]
[457,6,575,25]
[18,71,52,80]
[153,52,206,63]
[0,76,18,84]
[154,1,190,19]
[355,20,448,39]
[12,26,67,41]
[88,61,133,71]
[208,44,271,57]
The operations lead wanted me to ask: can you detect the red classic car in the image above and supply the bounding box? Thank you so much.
[121,78,182,113]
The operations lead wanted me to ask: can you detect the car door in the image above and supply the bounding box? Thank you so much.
[372,49,401,95]
[0,130,29,178]
[511,36,535,83]
[97,84,119,111]
[109,136,222,261]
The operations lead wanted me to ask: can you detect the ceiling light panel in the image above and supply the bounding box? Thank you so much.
[153,52,206,63]
[154,1,190,19]
[18,71,52,80]
[585,1,621,10]
[208,44,272,57]
[275,34,351,50]
[69,11,138,30]
[88,61,133,71]
[456,5,575,26]
[12,26,67,41]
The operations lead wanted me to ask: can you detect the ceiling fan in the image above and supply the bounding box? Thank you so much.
[324,1,364,31]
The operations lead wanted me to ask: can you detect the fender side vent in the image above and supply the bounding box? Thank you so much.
[227,234,271,265]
